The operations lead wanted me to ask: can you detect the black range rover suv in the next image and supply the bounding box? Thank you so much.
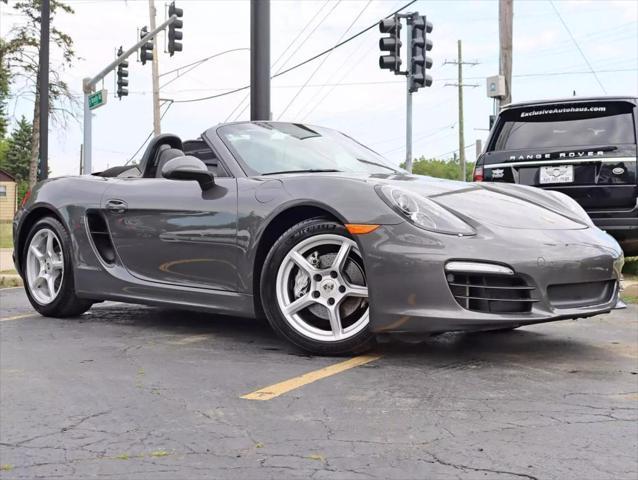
[475,96,638,256]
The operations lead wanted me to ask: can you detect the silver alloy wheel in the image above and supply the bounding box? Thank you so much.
[26,228,64,305]
[275,234,369,342]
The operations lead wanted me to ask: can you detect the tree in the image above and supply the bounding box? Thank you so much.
[1,0,78,187]
[0,38,10,165]
[2,116,32,204]
[0,39,9,140]
[409,156,475,182]
[5,116,32,181]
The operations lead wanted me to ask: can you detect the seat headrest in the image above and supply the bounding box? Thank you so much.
[155,148,185,177]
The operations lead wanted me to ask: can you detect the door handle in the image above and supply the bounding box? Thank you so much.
[105,199,128,214]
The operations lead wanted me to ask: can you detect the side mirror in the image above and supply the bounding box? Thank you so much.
[162,155,215,191]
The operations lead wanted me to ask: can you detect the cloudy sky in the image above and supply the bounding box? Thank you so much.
[1,0,637,176]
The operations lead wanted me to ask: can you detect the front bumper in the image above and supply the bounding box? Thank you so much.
[588,208,638,256]
[358,221,624,334]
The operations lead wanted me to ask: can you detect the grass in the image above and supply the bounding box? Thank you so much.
[0,221,12,249]
[621,272,638,304]
[623,257,638,275]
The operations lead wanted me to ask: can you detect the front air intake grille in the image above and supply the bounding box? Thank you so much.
[547,280,616,309]
[447,273,537,313]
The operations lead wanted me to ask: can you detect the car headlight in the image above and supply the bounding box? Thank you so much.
[549,191,593,226]
[377,185,475,236]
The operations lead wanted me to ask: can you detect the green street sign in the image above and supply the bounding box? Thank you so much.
[88,89,108,110]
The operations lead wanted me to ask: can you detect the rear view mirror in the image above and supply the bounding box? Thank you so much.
[162,155,215,191]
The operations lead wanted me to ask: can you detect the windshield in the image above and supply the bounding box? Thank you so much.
[218,122,401,175]
[492,101,636,151]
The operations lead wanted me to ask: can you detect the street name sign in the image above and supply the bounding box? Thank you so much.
[88,90,108,110]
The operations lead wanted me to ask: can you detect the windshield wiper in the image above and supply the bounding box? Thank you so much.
[262,169,342,176]
[356,158,399,173]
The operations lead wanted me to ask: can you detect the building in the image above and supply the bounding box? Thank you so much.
[0,169,18,221]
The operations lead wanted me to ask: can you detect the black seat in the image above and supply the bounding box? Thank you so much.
[155,147,185,178]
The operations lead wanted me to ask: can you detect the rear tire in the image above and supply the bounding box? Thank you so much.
[22,216,93,318]
[260,217,376,356]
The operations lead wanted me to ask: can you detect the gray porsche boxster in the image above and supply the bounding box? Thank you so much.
[13,122,625,354]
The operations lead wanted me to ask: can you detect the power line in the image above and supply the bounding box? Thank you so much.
[274,0,339,76]
[169,0,417,104]
[159,48,249,89]
[381,123,456,155]
[126,101,173,163]
[433,141,476,161]
[298,0,387,122]
[277,0,373,120]
[226,0,335,122]
[548,0,607,94]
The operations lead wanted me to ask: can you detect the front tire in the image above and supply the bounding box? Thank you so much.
[22,216,93,317]
[260,218,376,355]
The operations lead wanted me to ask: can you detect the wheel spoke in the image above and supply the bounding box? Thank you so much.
[276,233,370,344]
[332,241,352,272]
[45,231,55,258]
[30,244,44,261]
[327,306,343,340]
[290,251,316,275]
[284,294,315,316]
[345,284,368,298]
[46,274,56,299]
[51,258,63,270]
[33,274,47,289]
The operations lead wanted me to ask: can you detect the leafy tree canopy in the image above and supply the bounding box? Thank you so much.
[405,156,475,182]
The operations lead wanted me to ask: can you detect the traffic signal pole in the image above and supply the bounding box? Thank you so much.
[378,12,432,174]
[405,19,413,172]
[82,14,178,174]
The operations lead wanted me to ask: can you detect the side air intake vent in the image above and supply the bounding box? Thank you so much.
[447,272,537,313]
[86,211,116,265]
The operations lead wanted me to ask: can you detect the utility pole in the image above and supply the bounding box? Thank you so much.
[456,41,465,181]
[250,0,270,120]
[499,0,513,106]
[444,40,478,181]
[148,0,161,135]
[38,0,50,181]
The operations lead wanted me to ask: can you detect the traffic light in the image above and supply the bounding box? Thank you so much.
[168,1,183,56]
[116,46,129,100]
[409,15,433,92]
[378,15,402,72]
[140,26,154,65]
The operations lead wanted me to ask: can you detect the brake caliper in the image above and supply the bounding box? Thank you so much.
[293,251,319,299]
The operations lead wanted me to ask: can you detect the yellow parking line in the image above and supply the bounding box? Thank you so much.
[241,353,382,401]
[0,313,37,322]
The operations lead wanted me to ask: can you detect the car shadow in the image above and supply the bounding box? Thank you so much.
[79,303,625,367]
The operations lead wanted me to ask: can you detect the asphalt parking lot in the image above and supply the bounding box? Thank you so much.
[1,286,637,480]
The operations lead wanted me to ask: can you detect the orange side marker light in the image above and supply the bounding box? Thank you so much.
[345,224,380,235]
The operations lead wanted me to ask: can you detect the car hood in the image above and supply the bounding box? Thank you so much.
[366,173,588,230]
[272,171,587,230]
